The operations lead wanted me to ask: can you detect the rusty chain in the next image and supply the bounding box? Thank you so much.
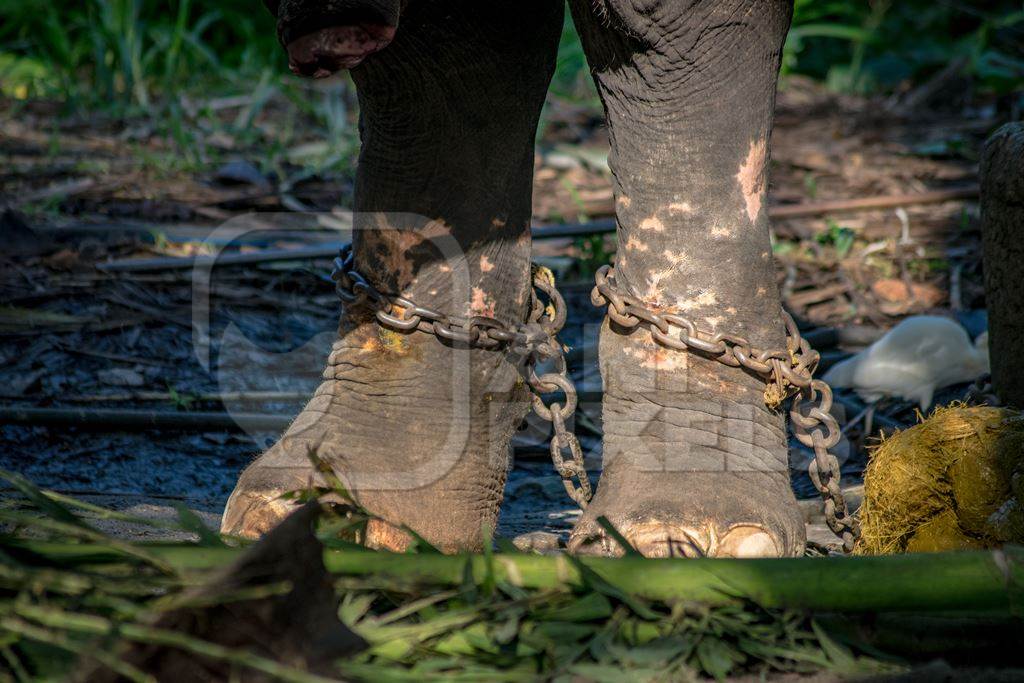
[331,245,592,509]
[330,246,858,549]
[591,264,860,553]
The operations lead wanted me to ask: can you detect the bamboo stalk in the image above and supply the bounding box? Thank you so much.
[319,548,1022,614]
[13,539,1021,615]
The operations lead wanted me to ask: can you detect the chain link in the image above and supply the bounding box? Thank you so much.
[526,266,591,508]
[591,265,860,553]
[331,245,592,509]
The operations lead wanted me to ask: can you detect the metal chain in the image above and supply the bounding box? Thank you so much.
[527,266,592,508]
[590,264,860,553]
[331,245,592,509]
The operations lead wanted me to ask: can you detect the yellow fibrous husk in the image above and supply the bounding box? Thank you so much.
[856,404,1024,555]
[903,508,987,552]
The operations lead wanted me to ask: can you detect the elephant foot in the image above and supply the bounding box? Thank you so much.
[568,321,805,558]
[221,311,530,552]
[568,471,803,557]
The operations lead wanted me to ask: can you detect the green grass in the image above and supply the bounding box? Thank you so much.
[0,1,1020,211]
[0,0,282,108]
[784,0,1024,95]
[2,1,1020,114]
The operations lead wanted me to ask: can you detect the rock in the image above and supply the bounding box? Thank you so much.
[0,209,54,257]
[213,159,269,188]
[871,278,944,308]
[42,248,81,271]
[512,531,563,553]
[97,368,145,387]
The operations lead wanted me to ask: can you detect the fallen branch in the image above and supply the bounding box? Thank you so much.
[766,186,979,220]
[95,187,979,273]
[548,186,980,224]
[0,390,312,404]
[97,243,348,273]
[0,406,291,432]
[12,178,96,207]
[0,404,604,442]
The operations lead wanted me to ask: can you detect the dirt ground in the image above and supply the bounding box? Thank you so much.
[0,76,998,549]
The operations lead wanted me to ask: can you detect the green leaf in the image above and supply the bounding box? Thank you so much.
[339,592,376,627]
[401,525,442,555]
[460,557,478,604]
[594,516,642,557]
[494,536,520,554]
[524,621,596,648]
[174,504,225,547]
[606,637,686,668]
[566,556,659,620]
[568,663,650,682]
[695,637,743,680]
[811,620,858,671]
[536,592,613,623]
[481,522,496,597]
[0,470,87,529]
[492,610,522,645]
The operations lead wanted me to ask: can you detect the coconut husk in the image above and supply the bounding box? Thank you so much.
[856,405,1024,555]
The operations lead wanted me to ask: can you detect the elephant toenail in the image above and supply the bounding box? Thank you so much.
[629,523,708,558]
[718,525,779,557]
[567,529,619,556]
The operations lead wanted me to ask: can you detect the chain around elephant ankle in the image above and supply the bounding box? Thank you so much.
[331,245,592,509]
[591,264,860,553]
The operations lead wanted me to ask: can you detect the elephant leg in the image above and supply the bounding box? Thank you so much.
[221,0,563,552]
[567,0,805,557]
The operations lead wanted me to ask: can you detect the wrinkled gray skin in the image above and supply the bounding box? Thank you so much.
[223,0,805,557]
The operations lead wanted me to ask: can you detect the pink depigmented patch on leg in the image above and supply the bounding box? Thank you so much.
[677,289,718,312]
[624,340,688,371]
[710,224,732,238]
[736,138,767,222]
[639,216,665,232]
[624,236,649,252]
[479,255,495,272]
[639,250,689,304]
[471,287,497,317]
[662,249,689,266]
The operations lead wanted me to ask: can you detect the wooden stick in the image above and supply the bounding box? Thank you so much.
[0,390,312,403]
[97,243,349,273]
[0,406,291,432]
[94,186,978,273]
[766,186,978,219]
[14,178,96,206]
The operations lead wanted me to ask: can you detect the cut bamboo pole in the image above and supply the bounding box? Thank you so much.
[319,547,1021,613]
[13,539,1021,615]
